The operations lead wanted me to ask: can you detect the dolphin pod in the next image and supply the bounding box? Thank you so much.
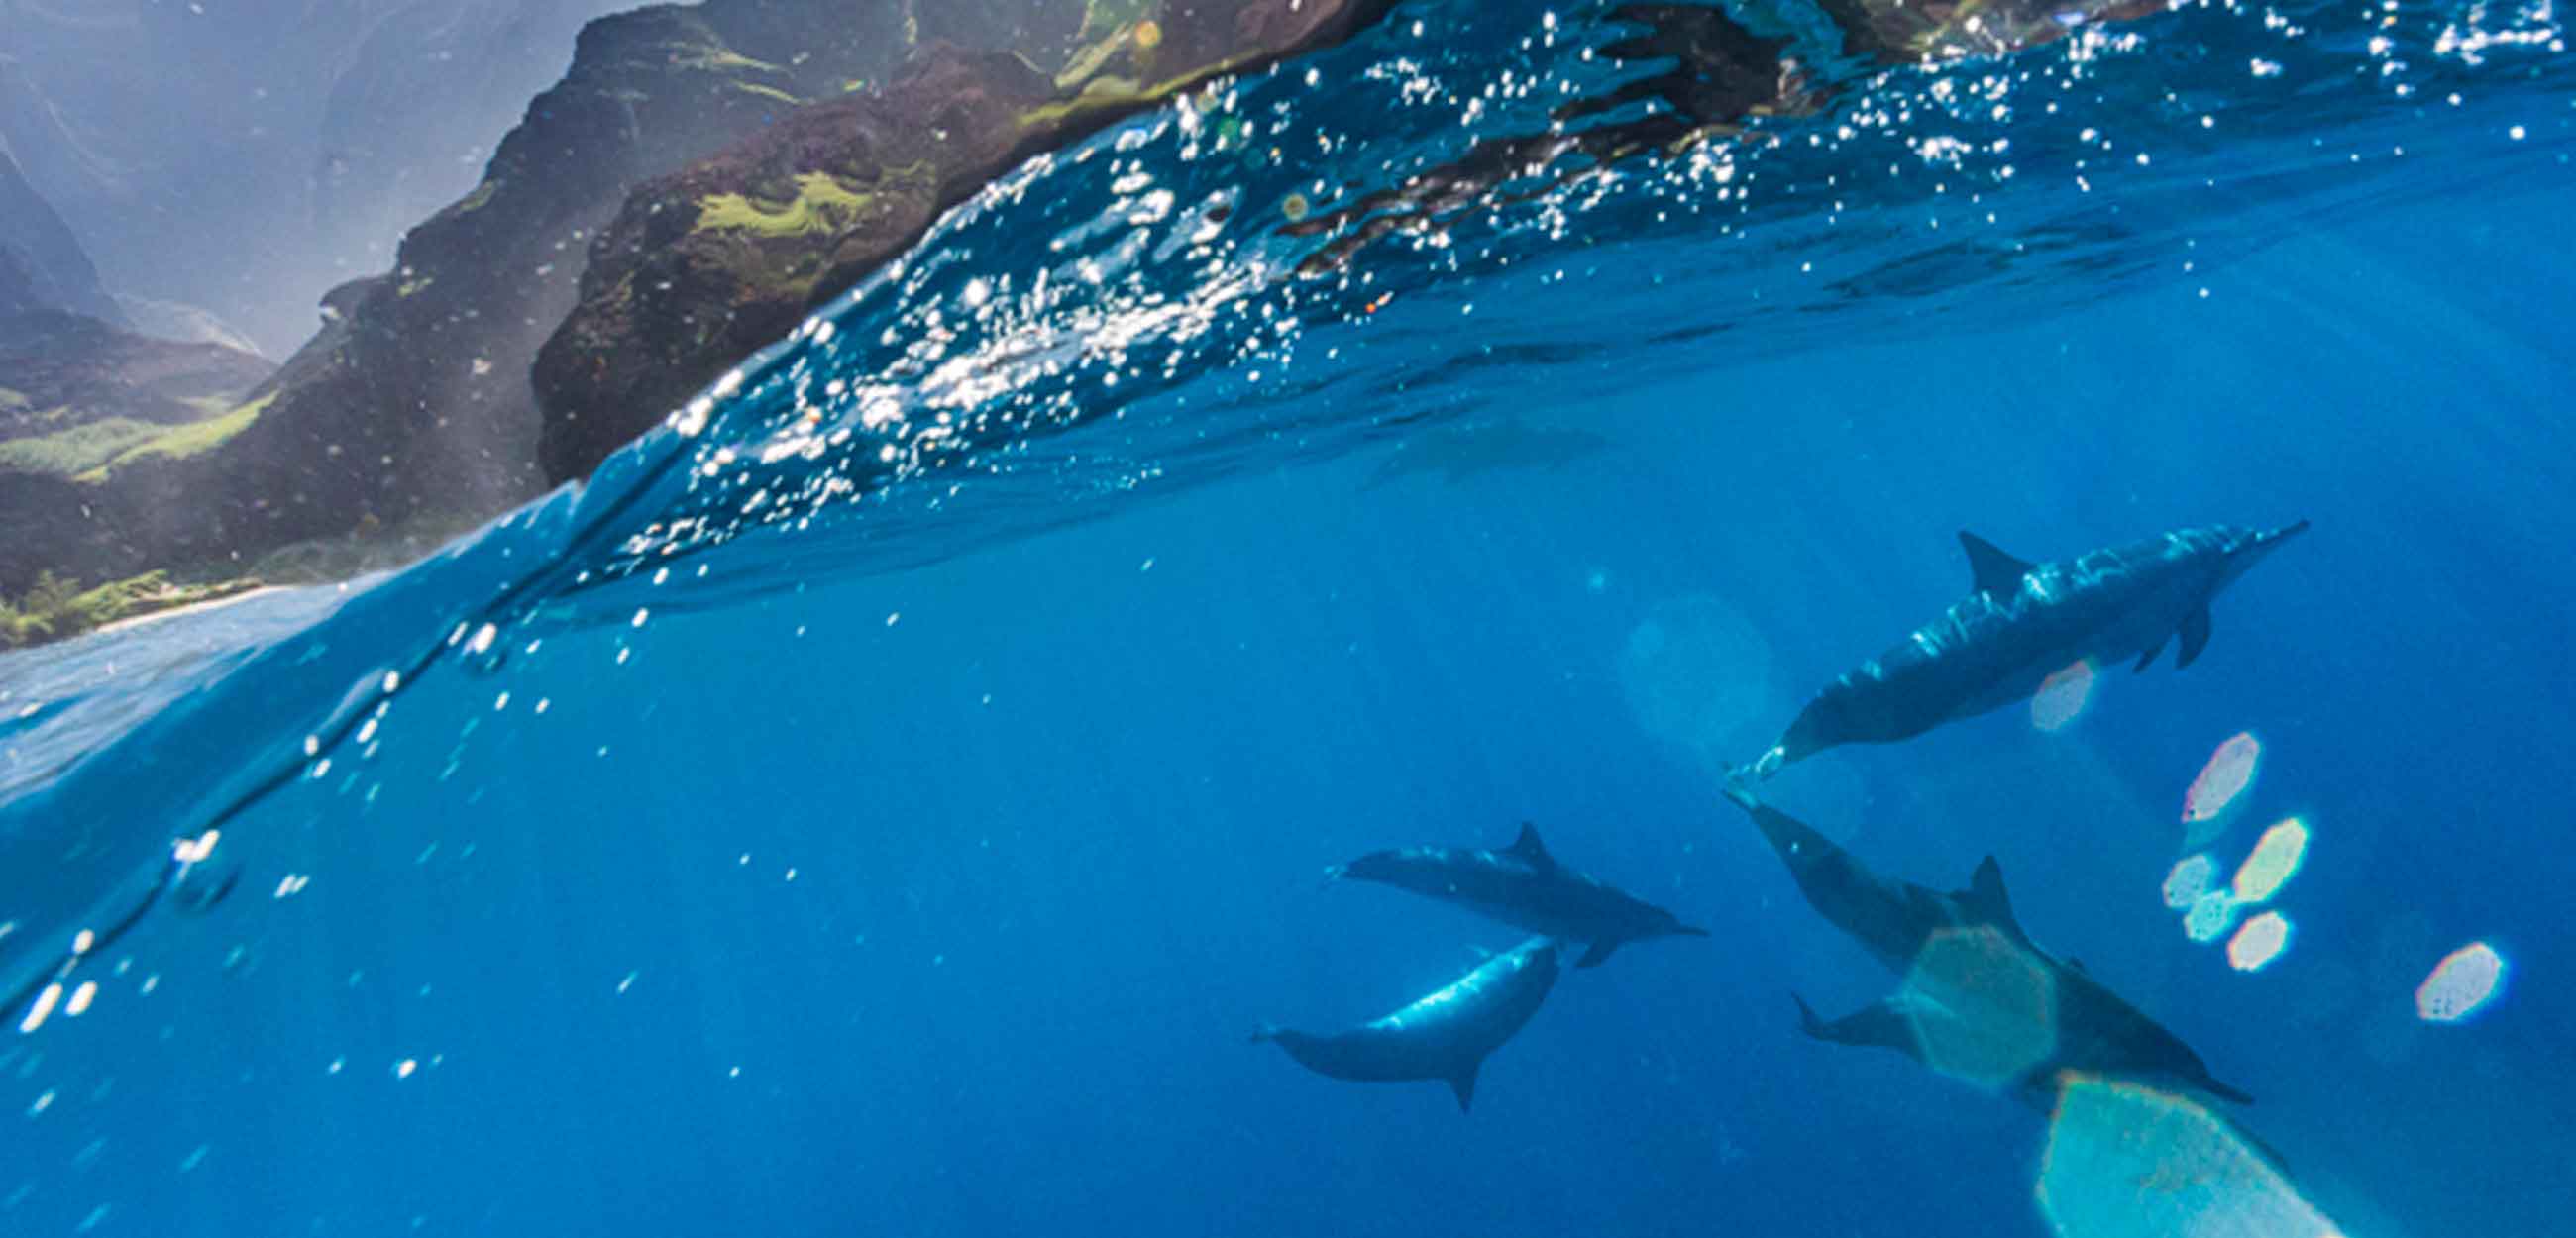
[1743,522,2308,780]
[1258,824,1699,1108]
[1724,783,2254,1107]
[1329,823,1709,969]
[1256,519,2303,1125]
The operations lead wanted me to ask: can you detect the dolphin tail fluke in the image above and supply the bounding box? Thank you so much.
[1789,992,1829,1039]
[1448,1063,1480,1112]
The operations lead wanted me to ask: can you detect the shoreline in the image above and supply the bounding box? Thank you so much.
[88,583,289,637]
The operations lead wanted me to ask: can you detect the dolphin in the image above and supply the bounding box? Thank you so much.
[1744,521,2308,779]
[1723,784,2251,1108]
[1329,823,1710,969]
[1253,936,1560,1111]
[1362,417,1611,489]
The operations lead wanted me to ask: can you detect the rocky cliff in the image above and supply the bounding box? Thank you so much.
[532,0,1402,482]
[0,0,639,355]
[0,0,2163,608]
[0,147,122,325]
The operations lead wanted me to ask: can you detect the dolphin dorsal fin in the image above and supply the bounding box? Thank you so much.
[1506,823,1556,868]
[1965,855,2026,937]
[1958,531,2035,595]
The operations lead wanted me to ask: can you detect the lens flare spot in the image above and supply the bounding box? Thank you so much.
[1282,192,1310,223]
[2228,818,2308,904]
[2226,912,2293,972]
[2038,1075,2345,1238]
[2185,889,2241,944]
[1617,594,1780,768]
[2415,942,2507,1023]
[1133,19,1162,49]
[2161,854,2215,910]
[2182,732,2261,846]
[1900,925,2060,1091]
[2031,660,2097,732]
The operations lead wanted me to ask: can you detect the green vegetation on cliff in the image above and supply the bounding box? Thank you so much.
[0,393,275,482]
[84,393,276,478]
[0,570,268,650]
[0,418,169,477]
[695,172,879,238]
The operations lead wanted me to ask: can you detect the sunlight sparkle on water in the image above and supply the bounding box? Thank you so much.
[2031,660,2096,731]
[2226,912,2293,971]
[2416,942,2507,1022]
[2229,818,2309,904]
[19,982,61,1033]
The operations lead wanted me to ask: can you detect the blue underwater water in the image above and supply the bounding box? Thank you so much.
[4,0,2575,1233]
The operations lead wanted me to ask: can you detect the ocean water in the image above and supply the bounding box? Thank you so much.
[3,0,2571,1233]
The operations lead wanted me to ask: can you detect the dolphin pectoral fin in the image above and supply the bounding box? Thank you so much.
[1959,530,2036,595]
[1448,1063,1480,1112]
[1575,938,1623,969]
[2176,604,2213,669]
[2133,639,2165,672]
[1505,823,1556,869]
[1794,994,1916,1055]
[2200,1075,2255,1106]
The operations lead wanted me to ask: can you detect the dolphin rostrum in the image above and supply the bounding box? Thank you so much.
[1330,824,1710,969]
[1744,521,2308,779]
[1254,936,1560,1111]
[1723,784,2252,1108]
